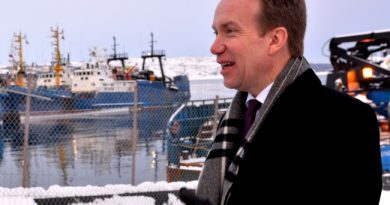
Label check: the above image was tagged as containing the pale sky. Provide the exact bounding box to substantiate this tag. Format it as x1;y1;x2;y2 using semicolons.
0;0;389;65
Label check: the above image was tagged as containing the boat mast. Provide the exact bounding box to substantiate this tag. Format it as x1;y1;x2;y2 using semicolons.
141;33;166;85
107;36;128;68
13;32;27;87
51;26;64;89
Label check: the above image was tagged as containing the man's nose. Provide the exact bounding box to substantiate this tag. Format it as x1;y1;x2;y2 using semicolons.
210;37;226;55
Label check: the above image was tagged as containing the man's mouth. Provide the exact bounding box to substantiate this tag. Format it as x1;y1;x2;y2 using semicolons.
221;61;235;69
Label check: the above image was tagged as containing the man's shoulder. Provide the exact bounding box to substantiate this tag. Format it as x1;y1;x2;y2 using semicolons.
285;69;374;115
318;84;371;109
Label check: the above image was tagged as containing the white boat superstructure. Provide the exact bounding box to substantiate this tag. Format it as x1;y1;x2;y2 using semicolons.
71;62;111;93
36;65;74;88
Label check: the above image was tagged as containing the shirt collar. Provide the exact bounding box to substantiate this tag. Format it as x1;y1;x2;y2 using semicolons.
246;82;273;107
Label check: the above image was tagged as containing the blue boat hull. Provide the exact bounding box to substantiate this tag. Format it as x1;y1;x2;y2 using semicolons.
382;145;390;172
0;75;190;113
73;80;190;110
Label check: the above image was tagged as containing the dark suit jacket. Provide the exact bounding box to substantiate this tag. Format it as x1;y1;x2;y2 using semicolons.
227;69;382;204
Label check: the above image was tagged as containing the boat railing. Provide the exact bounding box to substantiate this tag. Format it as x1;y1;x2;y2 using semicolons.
166;96;233;168
166;97;232;129
108;53;128;59
184;97;233;107
141;50;166;57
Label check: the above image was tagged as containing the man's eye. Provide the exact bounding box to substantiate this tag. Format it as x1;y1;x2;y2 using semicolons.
226;28;236;34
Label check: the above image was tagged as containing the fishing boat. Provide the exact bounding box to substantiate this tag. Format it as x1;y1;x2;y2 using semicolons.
0;29;73;132
71;34;190;110
166;96;231;182
0;31;190;127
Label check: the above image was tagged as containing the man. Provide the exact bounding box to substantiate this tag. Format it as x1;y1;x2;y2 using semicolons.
180;0;383;204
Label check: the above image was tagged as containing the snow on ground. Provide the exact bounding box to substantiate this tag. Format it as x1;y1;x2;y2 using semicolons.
0;197;35;205
0;181;388;205
0;181;196;205
0;181;197;199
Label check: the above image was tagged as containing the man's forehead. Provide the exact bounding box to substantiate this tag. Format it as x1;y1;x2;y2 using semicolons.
213;0;260;27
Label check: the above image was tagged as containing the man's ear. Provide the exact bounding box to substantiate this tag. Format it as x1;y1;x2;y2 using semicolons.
267;27;288;55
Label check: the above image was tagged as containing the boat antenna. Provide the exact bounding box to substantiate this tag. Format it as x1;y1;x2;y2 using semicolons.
150;33;156;56
141;32;166;86
51;26;64;90
112;36;118;59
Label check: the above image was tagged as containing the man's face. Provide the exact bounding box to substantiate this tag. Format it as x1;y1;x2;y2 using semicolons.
211;0;272;94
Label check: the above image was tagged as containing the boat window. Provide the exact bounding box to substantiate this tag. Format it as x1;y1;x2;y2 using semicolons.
98;72;100;75
85;77;89;80
74;84;77;87
92;83;95;86
81;77;84;80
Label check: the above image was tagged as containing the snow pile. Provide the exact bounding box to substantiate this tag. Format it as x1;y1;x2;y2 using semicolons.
2;181;196;199
0;197;35;205
72;195;155;205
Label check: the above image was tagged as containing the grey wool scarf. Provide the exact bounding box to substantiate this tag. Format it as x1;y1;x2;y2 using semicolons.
196;57;310;205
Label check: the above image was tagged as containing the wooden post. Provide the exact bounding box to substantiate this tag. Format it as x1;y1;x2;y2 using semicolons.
22;72;32;187
131;82;139;185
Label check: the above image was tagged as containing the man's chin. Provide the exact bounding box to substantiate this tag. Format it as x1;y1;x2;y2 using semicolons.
223;81;238;90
